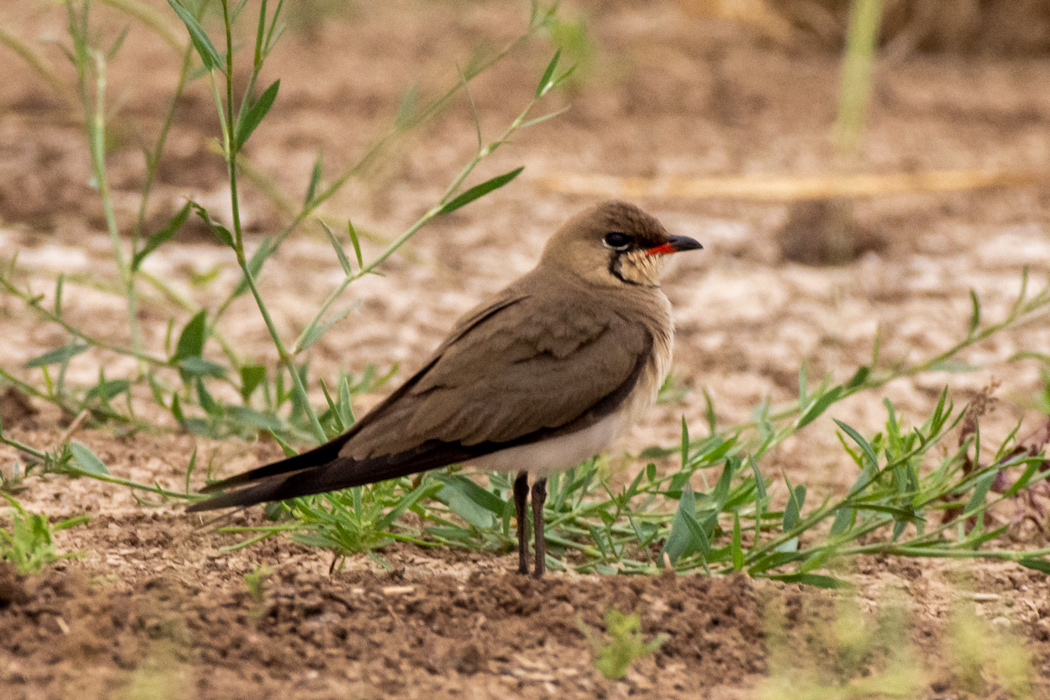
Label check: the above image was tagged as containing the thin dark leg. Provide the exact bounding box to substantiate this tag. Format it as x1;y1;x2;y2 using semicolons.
531;478;548;578
513;471;530;575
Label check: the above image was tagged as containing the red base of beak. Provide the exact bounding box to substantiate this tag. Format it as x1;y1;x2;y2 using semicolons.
646;235;703;256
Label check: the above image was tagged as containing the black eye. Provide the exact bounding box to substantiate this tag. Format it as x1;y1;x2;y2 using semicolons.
603;232;632;250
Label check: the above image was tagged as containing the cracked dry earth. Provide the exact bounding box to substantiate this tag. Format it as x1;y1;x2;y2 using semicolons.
4;0;1050;698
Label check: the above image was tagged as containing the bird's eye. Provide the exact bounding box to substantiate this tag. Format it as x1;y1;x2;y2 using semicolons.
603;232;632;251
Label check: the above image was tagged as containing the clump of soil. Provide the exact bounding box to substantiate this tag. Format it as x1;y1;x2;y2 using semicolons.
775;198;886;265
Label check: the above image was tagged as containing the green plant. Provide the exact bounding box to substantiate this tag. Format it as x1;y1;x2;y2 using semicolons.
578;608;667;680
0;0;566;446
949;601;1032;698
243;564;272;619
834;0;884;157
761;590;922;700
0;494;90;575
760;584;1036;700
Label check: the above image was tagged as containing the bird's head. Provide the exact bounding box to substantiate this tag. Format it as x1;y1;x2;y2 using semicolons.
541;200;703;288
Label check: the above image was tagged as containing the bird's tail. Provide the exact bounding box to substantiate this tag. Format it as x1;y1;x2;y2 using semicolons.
186;439;486;513
187;456;376;511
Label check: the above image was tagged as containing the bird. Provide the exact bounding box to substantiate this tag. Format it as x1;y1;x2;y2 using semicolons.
187;200;702;577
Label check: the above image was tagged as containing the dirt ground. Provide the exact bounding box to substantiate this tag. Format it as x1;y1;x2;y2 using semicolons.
3;1;1050;698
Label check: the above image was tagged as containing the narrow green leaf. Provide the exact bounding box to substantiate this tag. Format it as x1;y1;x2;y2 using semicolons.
338;374;355;428
133;202;191;271
185;447;197;496
731;513;744;570
178;356;227;378
236;79;279;148
795;386;843;429
173;310;208;361
518;106;570;131
240;364;266;401
748;456;767;501
167;0;224;73
679;416;690;469
321;220;353;276
196;378;220;417
660;484;697;565
747;551;805;576
25;343;88;369
928;360;980;373
438;166;523;215
1019;558;1050;574
835;419;879;470
69;441;110;476
298;306;351;353
346;219;363;270
232;237;277;298
85;379;131;402
107;25;130;61
170;392;185;423
439;474;505;515
225;406;283;432
623;467;646;501
828;507;853;537
844;365;870;389
783;480;805;531
394;83;418;128
702;388;717;435
375;480;440;531
844;503;924;522
710;459;734;510
54;274;64;317
964;472;996;516
535;49;560;98
554;65;577;88
304;153;322;206
968;288;981;335
318;378;344;433
766;573;852;590
189;203;234;248
436;479;495;530
679;507;711;560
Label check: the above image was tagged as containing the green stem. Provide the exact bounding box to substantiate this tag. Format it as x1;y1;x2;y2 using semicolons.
208;17;546;331
133;39;195;245
0;274;168;366
293;92;548;354
835;0;884;157
91;54;142;361
203;0;326;444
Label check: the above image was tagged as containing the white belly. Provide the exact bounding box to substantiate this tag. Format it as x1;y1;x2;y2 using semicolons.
465;410;629;477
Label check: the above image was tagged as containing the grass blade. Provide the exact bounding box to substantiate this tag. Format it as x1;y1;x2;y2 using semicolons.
167;0;224;73
133;202;191;271
236;79;279;148
438;166;523;215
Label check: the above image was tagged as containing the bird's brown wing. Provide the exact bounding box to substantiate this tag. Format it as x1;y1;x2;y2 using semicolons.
188;271;653;511
342;278;651;456
193;290;530;496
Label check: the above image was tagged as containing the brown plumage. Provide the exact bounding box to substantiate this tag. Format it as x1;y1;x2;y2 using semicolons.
187;200;702;576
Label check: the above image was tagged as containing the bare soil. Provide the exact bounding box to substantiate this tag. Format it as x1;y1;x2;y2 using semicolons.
3;1;1050;698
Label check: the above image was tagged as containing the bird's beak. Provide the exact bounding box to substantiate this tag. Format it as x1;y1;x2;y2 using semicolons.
646;235;703;256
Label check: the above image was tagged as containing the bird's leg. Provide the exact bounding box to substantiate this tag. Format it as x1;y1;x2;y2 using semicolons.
531;478;548;578
513;471;530;575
